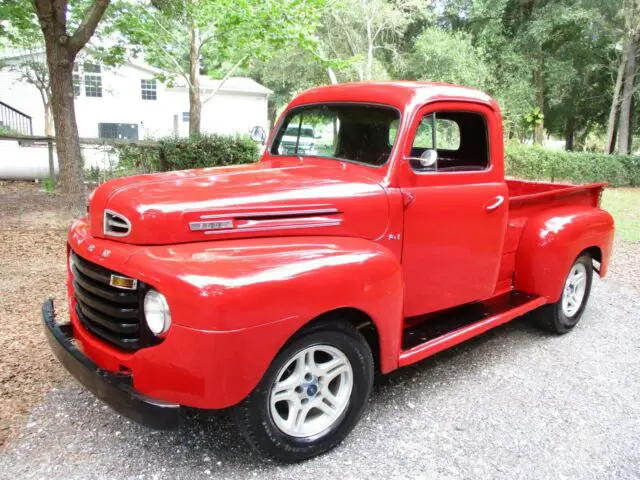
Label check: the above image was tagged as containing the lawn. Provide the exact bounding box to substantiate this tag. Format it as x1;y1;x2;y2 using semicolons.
601;188;640;243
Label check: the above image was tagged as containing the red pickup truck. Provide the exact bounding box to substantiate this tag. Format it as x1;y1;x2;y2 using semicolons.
43;82;614;461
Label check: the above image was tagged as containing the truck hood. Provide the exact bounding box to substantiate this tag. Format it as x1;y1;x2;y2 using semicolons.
88;160;389;245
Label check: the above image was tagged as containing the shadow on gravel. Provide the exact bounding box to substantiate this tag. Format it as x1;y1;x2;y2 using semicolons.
145;313;551;468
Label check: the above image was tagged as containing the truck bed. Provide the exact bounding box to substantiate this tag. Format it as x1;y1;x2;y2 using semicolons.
506;179;606;206
495;180;607;293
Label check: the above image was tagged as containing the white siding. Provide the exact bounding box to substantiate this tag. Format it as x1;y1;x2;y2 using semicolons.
0;60;270;139
0;69;45;135
201;91;269;137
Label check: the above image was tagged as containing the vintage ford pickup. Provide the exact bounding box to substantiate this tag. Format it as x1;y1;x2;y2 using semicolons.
43;82;614;461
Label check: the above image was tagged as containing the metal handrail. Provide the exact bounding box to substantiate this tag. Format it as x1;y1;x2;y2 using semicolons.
0;100;33;136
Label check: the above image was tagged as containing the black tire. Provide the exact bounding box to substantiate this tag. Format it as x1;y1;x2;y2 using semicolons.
533;254;593;334
233;320;374;462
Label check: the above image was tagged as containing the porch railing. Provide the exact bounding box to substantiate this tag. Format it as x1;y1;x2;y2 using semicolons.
0;100;33;136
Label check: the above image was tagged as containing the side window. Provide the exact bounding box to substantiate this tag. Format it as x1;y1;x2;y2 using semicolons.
410;111;488;172
413;115;434;149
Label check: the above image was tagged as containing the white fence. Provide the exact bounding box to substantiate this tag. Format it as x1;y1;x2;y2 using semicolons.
0;137;121;180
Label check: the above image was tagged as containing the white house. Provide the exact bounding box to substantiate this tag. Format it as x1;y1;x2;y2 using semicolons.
0;51;272;139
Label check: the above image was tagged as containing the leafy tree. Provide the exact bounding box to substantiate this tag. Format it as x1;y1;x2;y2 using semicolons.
317;0;429;82
614;0;640;154
250;49;327;126
110;0;324;136
1;0;111;215
395;27;489;88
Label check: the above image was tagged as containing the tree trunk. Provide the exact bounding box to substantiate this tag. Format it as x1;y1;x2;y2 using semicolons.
365;18;373;81
44;102;54;136
34;0;110;216
327;67;338;85
533;57;545;145
46;48;85;214
618;34;638;155
37;6;86;216
36;86;54;136
605;52;627;153
188;25;201;136
565;116;574;151
267;101;278;129
628;93;635;153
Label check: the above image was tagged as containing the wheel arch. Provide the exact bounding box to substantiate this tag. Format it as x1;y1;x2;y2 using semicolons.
514;207;614;302
292;307;383;373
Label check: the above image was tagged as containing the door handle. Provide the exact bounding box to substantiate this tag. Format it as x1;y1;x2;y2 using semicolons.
485;195;504;212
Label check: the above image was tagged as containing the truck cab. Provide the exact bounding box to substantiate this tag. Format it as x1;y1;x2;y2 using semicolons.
43;82;614;462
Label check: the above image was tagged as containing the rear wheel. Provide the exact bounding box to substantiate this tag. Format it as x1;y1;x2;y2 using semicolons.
533;254;593;334
233;321;374;462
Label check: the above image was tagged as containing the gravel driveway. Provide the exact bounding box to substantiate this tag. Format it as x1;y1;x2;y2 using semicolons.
1;272;638;480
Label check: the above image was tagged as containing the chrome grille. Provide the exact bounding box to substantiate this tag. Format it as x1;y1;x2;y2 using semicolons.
70;251;142;350
104;209;131;237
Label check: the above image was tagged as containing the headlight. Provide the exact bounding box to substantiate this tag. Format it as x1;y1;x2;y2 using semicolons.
143;290;171;336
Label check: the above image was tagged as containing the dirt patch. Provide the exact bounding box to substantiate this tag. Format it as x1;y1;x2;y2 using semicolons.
0;181;71;446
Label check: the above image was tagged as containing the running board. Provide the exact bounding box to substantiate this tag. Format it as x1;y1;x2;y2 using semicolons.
398;292;546;367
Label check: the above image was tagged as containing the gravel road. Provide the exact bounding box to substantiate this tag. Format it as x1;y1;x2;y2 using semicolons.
1;272;638;480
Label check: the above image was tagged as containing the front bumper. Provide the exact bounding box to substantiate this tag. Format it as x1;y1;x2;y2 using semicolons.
42;299;181;430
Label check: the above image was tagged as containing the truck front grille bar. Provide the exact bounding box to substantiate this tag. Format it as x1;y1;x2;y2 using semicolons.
70;252;142;351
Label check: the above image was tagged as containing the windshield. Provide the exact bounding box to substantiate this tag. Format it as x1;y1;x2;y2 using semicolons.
270;104;400;167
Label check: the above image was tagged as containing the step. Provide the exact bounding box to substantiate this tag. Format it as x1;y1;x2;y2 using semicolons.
398;291;546;367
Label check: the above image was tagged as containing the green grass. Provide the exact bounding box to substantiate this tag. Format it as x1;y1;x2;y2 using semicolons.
601;188;640;243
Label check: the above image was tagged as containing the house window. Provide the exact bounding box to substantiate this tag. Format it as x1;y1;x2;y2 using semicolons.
141;79;157;100
84;63;102;97
72;64;80;97
99;123;139;140
182;112;189;122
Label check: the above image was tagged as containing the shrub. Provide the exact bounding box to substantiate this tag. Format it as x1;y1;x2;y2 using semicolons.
113;134;260;175
41;177;56;194
505;143;640;187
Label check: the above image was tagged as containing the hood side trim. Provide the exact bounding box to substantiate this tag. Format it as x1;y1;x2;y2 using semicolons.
202;220;342;235
200;208;339;220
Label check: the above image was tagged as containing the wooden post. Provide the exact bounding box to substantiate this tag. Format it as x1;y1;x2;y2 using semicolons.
47;136;56;180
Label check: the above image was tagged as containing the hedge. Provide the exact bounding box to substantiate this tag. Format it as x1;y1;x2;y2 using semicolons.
113;134;260;175
505;143;640;187
109;136;640;187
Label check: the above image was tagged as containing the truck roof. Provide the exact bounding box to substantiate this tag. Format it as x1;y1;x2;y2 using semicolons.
290;81;500;112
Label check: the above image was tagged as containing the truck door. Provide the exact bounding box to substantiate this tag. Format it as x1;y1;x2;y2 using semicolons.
399;102;509;317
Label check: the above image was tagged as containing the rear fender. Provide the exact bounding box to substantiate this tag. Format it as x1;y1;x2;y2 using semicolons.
514;206;614;302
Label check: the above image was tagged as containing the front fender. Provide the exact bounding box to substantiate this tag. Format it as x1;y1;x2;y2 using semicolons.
514;206;614;302
125;236;403;406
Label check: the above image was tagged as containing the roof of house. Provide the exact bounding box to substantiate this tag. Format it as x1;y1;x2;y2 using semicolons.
169;76;273;95
1;50;272;96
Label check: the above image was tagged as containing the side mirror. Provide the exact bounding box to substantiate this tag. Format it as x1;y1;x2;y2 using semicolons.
250;126;266;144
406;149;437;168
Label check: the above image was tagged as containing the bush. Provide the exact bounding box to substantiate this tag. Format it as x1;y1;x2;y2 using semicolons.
505;143;640;187
113;134;260;175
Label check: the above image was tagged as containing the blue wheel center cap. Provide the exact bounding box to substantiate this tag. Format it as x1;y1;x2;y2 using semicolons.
307;384;318;396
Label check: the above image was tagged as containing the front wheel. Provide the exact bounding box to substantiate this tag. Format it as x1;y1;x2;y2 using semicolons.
533;254;594;334
233;321;374;462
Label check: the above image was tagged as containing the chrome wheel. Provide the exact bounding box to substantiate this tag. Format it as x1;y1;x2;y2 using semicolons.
269;345;353;438
562;263;587;317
